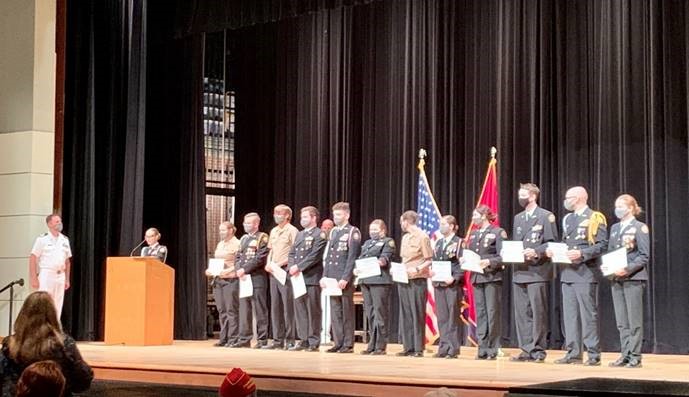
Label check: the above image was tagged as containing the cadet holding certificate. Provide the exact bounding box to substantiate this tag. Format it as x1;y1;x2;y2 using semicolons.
356;220;395;355
607;194;650;369
430;215;463;359
509;183;558;363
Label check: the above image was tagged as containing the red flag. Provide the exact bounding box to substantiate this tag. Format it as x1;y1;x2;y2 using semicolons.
461;149;499;346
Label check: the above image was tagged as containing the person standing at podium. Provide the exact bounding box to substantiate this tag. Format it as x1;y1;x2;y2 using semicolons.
29;214;72;318
141;228;168;263
206;222;241;347
233;213;270;348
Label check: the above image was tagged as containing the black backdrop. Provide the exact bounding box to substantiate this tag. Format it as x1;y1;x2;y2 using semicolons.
62;0;689;354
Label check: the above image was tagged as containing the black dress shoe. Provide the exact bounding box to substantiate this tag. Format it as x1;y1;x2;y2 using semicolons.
213;341;226;347
395;351;410;357
510;354;532;362
371;350;386;355
533;356;545;363
253;341;268;349
475;355;487;360
411;352;424;358
326;346;341;353
284;342;295;351
487;355;497;360
288;342;306;351
229;341;251;348
262;341;283;350
554;356;582;364
432;352;447;358
360;349;373;355
625;359;642;368
306;346;320;352
609;356;628;367
584;358;601;366
338;347;354;353
445;353;458;359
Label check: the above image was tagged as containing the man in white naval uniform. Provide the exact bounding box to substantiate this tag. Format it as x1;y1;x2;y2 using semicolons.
29;214;72;316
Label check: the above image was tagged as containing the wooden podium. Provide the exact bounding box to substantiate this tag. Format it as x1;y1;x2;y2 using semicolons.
104;256;175;345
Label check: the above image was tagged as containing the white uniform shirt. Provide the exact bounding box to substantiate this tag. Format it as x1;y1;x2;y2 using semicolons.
31;233;72;271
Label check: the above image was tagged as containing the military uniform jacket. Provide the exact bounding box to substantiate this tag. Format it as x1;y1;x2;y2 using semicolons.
235;232;270;288
323;224;362;283
511;206;558;283
142;243;168;264
560;207;608;283
467;224;506;284
432;235;463;288
608;219;650;281
288;227;327;286
357;237;395;285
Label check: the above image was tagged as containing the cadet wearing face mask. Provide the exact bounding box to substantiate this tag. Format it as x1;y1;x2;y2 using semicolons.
510;183;558;363
264;204;299;350
288;206;327;352
356;219;395;355
29;214;72;317
430;215;464;359
463;205;506;360
547;186;608;366
321;202;361;354
233;213;270;348
205;222;241;347
607;194;649;369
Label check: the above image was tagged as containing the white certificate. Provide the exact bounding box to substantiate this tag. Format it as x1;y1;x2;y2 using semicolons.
600;247;628;276
548;242;572;264
460;250;484;274
239;275;253;298
390;262;408;284
291;272;307;299
431;261;452;282
355;257;382;279
207;258;224;277
321;277;342;296
500;241;525;263
269;262;287;286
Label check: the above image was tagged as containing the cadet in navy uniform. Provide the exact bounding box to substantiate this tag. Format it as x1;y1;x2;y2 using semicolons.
321;202;362;353
356;219;395;355
607;194;649;368
233;213;270;348
510;183;558;363
288;206;327;351
141;228;168;263
464;205;506;360
430;215;464;359
548;186;608;366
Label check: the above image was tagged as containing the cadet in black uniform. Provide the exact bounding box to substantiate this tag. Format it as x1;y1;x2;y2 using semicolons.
548;186;608;366
233;213;270;348
288;206;327;352
464;205;506;360
321;202;362;353
607;194;649;368
510;183;558;363
431;215;464;359
141;227;168;263
356;219;395;355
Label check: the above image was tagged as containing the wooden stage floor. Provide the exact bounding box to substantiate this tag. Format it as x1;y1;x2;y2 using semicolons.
79;340;689;396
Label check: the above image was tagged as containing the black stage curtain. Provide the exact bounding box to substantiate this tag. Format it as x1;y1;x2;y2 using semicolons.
222;0;689;353
62;0;207;340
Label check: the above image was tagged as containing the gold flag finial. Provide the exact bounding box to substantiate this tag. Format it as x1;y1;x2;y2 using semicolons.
490;146;497;159
417;148;427;170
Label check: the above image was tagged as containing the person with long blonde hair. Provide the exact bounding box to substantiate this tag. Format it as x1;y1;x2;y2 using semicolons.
1;291;92;396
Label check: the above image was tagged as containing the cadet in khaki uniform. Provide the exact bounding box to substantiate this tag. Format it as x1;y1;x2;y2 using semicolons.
264;204;299;350
431;215;464;359
510;183;558;363
548;186;608;366
465;205;506;360
321;202;361;353
206;222;241;347
397;210;433;358
233;213;270;348
356;219;395;355
288;206;327;351
607;194;649;368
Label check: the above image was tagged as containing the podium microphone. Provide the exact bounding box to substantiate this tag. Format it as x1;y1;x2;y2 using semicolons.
129;240;146;257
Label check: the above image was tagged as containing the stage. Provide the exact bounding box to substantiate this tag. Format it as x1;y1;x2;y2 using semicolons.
78;341;689;396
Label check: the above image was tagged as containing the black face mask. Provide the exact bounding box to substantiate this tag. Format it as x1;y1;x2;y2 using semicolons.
518;197;529;208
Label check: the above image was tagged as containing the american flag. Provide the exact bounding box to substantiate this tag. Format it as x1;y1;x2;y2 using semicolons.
417;165;441;345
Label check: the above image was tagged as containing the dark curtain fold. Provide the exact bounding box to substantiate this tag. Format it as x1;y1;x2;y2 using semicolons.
63;0;207;340
229;0;689;353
